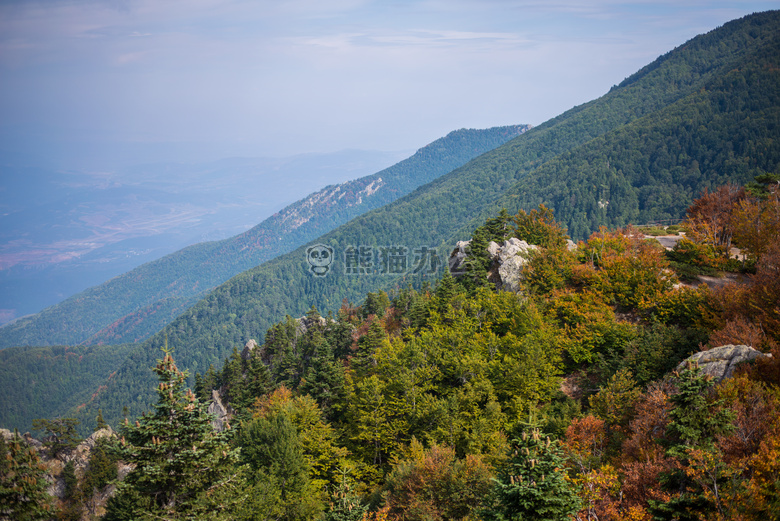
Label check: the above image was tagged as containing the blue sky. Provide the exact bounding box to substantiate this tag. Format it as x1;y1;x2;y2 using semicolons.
1;0;778;168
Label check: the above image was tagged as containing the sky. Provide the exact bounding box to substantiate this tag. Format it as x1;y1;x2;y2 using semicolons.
1;0;778;169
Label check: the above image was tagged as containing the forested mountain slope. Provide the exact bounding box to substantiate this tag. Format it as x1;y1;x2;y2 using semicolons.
68;11;780;430
0;125;527;349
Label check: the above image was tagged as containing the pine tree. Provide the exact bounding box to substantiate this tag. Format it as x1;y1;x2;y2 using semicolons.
323;469;366;521
106;348;244;520
649;363;736;521
96;409;108;430
31;418;81;458
480;428;580;521
0;431;55;520
236;412;322;520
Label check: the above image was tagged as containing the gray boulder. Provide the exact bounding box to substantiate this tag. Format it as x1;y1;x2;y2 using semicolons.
241;339;259;361
495;238;538;293
449;240;472;275
675;344;771;383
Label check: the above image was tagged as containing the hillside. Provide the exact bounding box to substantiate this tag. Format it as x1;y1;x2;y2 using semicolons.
70;11;780;430
0;125;527;349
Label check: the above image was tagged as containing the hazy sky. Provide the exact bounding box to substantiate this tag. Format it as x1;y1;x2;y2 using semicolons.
1;0;777;168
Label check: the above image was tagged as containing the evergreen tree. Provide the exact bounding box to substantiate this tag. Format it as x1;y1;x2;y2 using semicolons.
31;418;80;458
194;364;219;402
322;469;366;521
96;409;108;430
0;431;55;520
649;363;736;521
236;412;322;520
106;349;244;520
480;428;580;521
300;340;346;420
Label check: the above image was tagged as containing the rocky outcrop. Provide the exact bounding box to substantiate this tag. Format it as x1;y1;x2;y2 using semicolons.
296;315;328;336
449;238;538;292
492;238;538;293
207;389;234;432
448;240;472;275
241;339;259;361
675;344;772;383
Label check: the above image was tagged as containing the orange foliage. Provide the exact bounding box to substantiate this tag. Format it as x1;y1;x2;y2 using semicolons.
717;376;780;465
744;432;780;520
732;192;780;261
565;415;607;472
382;443;493;521
706;242;780;351
579;227;676;311
685;184;745;253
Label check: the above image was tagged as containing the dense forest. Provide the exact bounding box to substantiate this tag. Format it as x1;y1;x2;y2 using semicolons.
49;10;780;432
0;344;136;432
0;125;528;350
4;174;779;520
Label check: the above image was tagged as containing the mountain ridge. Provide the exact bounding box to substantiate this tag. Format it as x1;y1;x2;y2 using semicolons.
0;125;529;349
67;10;780;430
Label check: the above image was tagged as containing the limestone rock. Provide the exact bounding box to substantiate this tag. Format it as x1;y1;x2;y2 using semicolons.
449;240;471;275
208;389;234;432
448;237;538;292
296;315;327;337
675;344;771;383
241;339;258;361
495;238;538;293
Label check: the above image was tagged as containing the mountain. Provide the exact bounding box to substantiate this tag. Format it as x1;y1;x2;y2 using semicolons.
60;11;779;431
0;150;408;324
0;126;528;349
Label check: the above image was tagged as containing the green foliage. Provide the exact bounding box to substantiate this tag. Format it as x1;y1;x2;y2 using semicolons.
82;437;118;495
236;412;323;521
666;364;735;453
323;468;366;521
106;349;244;520
512;204;569;249
480;428;580;521
0;343;135;436
0;431;55;520
30;417;81;458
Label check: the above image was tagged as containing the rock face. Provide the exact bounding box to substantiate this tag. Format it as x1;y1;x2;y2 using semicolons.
241;339;259;361
676;344;771;383
207;389;234;432
492;238;538;293
448;240;472;275
449;238;538;292
296;314;328;336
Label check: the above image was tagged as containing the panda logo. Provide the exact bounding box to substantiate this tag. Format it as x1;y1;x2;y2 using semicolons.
306;244;333;277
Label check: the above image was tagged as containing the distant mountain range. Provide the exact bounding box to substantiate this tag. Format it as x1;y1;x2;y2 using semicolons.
0;150;410;323
1;10;778;435
0;126;528;349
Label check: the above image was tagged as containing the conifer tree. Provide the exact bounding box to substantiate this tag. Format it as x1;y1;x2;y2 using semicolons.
0;431;55;520
96;409;108;430
480;428;580;521
106;348;244;520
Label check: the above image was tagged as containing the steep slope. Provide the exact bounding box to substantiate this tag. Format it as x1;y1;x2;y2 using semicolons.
73;11;780;430
0;125;528;349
